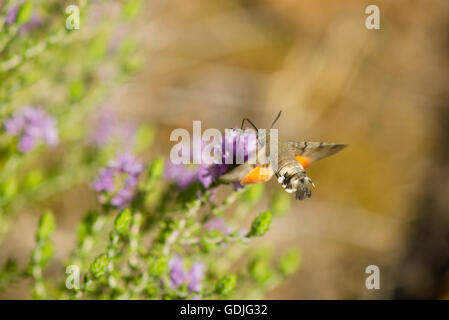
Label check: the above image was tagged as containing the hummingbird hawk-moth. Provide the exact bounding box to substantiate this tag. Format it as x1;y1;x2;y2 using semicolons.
219;111;347;200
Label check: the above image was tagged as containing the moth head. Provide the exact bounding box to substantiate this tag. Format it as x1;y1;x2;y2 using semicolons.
278;172;313;200
294;174;313;200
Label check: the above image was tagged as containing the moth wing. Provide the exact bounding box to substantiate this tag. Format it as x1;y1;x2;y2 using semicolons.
220;164;274;185
241;165;274;185
220;138;273;184
286;141;347;168
219;163;256;183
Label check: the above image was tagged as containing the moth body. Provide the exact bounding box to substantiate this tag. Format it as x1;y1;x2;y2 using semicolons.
219;114;347;200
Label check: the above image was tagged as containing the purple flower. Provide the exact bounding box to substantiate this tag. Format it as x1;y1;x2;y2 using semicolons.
19;13;41;34
239;228;248;236
88;106;135;147
163;161;227;190
169;256;206;292
197;163;227;189
92;153;143;208
169;255;188;288
89;107;116;146
4;3;41;32
164;129;257;190
4;106;58;153
197;128;257;188
204;218;231;235
5;5;19;24
204;218;248;242
163;162;198;190
188;263;205;292
222;128;257;164
108;26;128;53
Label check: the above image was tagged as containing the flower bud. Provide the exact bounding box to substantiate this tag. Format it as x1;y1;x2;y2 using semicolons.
249;258;272;284
90;254;108;278
248;211;272;237
214;274;237;296
114;208;132;236
279;249;301;276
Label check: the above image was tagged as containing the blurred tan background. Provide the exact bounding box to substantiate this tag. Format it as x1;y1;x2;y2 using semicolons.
3;0;449;299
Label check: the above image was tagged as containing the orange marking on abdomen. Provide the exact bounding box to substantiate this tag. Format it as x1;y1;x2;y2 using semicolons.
242;166;273;185
295;155;312;168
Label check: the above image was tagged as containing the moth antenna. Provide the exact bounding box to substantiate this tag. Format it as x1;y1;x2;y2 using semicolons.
270;110;282;128
240;118;258;132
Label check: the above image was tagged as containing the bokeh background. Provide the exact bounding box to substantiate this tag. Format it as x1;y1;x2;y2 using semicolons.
2;0;449;299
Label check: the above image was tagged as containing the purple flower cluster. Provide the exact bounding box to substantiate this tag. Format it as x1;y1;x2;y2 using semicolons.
204;217;248;241
5;5;19;24
92;153;144;208
204;217;231;235
220;128;258;165
164;129;257;190
169;256;205;292
19;14;41;34
4;106;58;153
169;256;187;287
163;162;198;190
5;3;41;33
197;163;228;189
188;263;206;292
88;106;135;148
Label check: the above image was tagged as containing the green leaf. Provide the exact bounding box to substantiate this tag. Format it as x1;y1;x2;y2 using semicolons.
39;241;54;267
123;0;143;20
248;211;272;237
17;1;33;24
114;208;132;236
23;170;44;190
90;254;108;278
122;55;142;74
2;259;19;274
148;255;168;277
37;211;55;241
133;124;155;153
77;211;99;244
200;230;222;253
279;249;301;276
145;282;159;296
249;258;272;284
215;274;237;296
0;259;20;285
68;80;84;101
148;157;164;181
88;36;108;61
1;176;18;200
